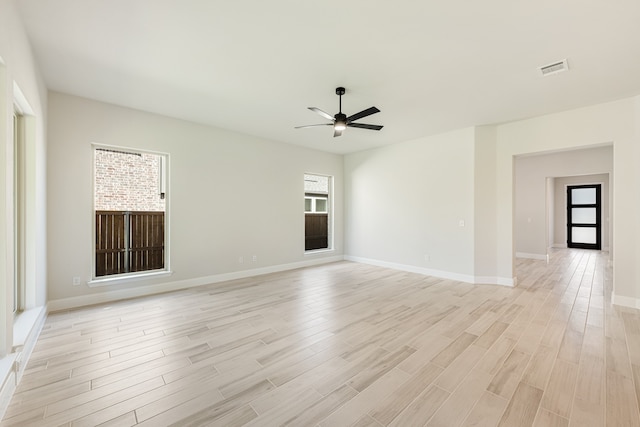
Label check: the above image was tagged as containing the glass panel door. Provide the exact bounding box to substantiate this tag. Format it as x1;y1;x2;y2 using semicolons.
567;184;601;250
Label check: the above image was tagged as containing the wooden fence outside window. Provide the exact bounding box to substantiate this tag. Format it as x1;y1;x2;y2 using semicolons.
305;213;328;251
95;211;165;277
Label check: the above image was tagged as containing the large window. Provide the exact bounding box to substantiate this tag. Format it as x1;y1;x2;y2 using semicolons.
304;173;332;251
93;146;168;278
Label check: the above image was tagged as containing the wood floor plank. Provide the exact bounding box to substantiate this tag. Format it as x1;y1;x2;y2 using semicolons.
427;370;493;427
388;385;450;427
475;336;517;376
570;398;604;427
172;380;274;427
521;344;557;390
540;359;578;418
460;391;508;427
318;368;410;427
497;382;544;427
606;370;640;427
487;349;531;399
533;408;569;427
435;344;486;392
397;332;452;374
369;362;443;425
431;332;478;368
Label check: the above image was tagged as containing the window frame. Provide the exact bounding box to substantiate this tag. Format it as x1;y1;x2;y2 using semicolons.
304;194;329;214
90;144;171;285
303;173;333;253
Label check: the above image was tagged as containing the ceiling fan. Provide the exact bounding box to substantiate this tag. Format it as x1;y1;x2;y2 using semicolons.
295;87;383;137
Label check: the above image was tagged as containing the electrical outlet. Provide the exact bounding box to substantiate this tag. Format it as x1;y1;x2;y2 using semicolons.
238;256;244;264
72;277;81;286
424;254;430;262
252;255;257;262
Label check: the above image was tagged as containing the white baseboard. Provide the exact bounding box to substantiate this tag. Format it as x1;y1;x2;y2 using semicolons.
516;252;547;260
344;256;515;287
475;276;517;287
611;292;640;309
48;256;344;312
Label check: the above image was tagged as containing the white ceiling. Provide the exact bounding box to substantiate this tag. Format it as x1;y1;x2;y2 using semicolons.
16;0;640;154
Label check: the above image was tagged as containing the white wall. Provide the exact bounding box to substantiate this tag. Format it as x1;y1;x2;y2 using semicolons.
497;98;639;305
47;92;343;307
0;0;48;417
344;97;640;304
473;126;498;280
553;174;610;250
344;127;478;282
514;146;612;258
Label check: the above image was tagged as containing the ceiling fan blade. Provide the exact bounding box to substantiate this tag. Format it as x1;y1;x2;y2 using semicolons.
309;107;335;121
295;123;332;129
347;123;383;131
347;106;380;123
333;129;343;138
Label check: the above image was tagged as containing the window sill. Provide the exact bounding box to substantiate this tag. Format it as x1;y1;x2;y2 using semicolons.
13;307;45;349
88;270;173;287
304;248;335;256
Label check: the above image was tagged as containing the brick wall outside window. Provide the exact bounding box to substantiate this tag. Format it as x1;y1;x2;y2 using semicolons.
94;149;165;211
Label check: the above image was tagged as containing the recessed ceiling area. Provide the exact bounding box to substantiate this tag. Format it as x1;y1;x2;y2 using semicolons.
16;0;640;154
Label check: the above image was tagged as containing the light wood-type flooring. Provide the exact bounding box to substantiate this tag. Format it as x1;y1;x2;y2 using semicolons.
3;248;640;426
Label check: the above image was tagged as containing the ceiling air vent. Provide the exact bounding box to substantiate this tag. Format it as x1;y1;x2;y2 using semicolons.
539;59;569;76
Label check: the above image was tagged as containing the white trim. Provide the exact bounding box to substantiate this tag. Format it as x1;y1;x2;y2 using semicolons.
611;293;640;309
552;243;568;249
48;256;344;312
476;276;516;287
1;306;46;420
304;248;335;256
344;256;515;287
12;306;46;348
88;270;173;287
12;82;34;115
13;307;46;385
516;252;548;260
0;355;17;422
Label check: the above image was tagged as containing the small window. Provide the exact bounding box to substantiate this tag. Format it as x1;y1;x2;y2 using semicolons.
304;174;332;251
304;195;328;213
315;198;327;213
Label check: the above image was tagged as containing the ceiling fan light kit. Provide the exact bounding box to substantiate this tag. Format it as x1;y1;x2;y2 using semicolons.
295;87;383;138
